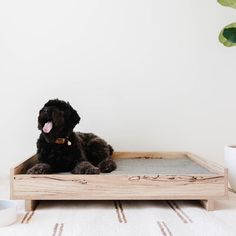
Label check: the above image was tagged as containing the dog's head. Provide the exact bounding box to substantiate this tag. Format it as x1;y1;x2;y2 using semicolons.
38;99;80;142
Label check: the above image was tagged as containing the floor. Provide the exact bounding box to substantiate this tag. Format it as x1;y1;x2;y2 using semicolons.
1;175;236;236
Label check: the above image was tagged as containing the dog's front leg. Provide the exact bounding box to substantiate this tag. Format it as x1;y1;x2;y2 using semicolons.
71;161;100;175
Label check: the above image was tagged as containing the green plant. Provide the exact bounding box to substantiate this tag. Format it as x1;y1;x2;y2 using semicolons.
218;0;236;46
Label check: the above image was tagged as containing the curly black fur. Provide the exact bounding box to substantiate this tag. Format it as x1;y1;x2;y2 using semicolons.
27;99;117;175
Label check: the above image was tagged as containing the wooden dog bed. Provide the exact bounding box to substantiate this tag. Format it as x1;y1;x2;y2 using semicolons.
10;152;228;211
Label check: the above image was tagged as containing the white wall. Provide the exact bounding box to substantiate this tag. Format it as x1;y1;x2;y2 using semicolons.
1;0;236;175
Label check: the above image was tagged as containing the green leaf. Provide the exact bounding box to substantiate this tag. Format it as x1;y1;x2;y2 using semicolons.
223;28;236;42
219;23;236;47
218;0;236;8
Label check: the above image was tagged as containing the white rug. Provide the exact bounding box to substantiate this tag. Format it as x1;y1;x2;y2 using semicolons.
1;176;236;236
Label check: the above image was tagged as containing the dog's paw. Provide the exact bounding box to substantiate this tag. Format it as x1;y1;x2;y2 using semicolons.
26;163;51;174
72;166;100;175
98;159;117;173
85;167;100;175
72;162;100;175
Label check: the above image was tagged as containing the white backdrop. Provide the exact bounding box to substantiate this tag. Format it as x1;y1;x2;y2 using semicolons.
1;0;236;175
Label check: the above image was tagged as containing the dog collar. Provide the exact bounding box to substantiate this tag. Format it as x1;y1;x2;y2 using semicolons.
55;138;72;146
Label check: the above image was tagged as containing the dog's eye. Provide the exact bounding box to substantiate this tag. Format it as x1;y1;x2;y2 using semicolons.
42;108;49;113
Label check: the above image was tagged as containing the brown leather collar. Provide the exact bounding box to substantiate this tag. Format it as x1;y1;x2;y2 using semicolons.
55;138;72;146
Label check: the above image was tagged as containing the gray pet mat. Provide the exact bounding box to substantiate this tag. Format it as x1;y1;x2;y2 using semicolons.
101;157;214;175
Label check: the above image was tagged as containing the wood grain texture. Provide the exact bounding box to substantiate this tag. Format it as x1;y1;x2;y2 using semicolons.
12;155;38;175
224;168;229;197
25;200;39;211
112;152;187;159
200;200;214;211
12;174;226;200
10;151;228;212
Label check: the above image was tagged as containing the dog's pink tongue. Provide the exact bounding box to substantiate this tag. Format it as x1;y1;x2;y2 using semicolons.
43;121;53;133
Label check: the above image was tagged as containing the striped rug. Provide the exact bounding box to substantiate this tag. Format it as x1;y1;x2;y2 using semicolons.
0;178;236;236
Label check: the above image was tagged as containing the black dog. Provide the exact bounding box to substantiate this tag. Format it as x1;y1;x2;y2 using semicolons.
27;99;117;174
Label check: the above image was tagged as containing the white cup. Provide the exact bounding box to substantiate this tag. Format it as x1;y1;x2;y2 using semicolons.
224;145;236;192
0;200;17;227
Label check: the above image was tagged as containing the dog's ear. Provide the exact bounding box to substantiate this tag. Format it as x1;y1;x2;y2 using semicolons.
66;103;80;129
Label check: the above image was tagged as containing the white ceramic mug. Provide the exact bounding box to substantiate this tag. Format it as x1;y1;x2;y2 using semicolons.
224;145;236;192
0;200;17;227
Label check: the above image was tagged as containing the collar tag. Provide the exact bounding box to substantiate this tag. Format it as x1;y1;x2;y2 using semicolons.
55;138;71;146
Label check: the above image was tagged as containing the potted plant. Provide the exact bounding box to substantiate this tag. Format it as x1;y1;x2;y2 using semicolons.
218;0;236;46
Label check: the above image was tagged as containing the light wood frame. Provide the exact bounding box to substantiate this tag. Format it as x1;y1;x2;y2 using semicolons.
10;152;228;211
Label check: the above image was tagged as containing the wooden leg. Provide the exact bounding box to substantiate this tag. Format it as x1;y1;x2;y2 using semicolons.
25;200;39;211
200;200;214;211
